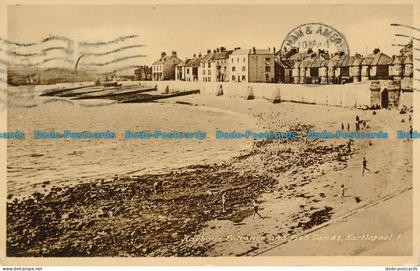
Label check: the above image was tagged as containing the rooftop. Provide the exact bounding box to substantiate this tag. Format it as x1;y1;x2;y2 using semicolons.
231;48;273;56
152;55;182;65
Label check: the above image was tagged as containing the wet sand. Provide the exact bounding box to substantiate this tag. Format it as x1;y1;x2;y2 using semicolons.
6;95;413;257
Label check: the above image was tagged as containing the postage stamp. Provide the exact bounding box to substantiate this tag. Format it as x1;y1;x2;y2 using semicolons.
280;22;350;55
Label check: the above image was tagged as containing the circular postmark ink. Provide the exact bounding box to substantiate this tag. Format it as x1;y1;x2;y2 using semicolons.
280;23;349;55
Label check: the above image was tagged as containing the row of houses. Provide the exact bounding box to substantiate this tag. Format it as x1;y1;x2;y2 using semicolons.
285;45;413;84
141;41;413;84
146;47;276;83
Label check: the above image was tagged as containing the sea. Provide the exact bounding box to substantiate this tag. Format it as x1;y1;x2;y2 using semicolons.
5;83;256;195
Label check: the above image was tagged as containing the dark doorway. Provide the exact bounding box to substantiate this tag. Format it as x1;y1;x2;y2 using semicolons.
381;89;389;109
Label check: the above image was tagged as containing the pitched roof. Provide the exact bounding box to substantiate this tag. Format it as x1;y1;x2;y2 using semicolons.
177;59;191;67
327;55;340;68
361;54;375;65
320;59;329;67
402;54;413;65
371;52;392;65
287;52;307;62
310;58;324;68
231;48;272;55
301;58;314;68
152;55;182;65
213;50;233;60
201;53;215;63
339;55;354;67
185;57;202;67
391;55;406;65
351;57;363;66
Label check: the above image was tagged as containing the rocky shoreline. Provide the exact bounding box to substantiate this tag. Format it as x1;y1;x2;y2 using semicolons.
7;114;355;257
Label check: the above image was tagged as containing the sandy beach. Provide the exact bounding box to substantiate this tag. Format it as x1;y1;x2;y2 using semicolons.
6;93;413;257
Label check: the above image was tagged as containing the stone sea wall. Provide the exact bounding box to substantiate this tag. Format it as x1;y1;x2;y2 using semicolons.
137;80;412;108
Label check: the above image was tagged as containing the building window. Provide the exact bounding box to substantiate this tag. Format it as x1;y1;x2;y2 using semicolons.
242;75;246;81
242;66;246;71
232;75;236;81
231;58;234;63
266;74;270;81
265;58;271;65
187;69;190;74
208;70;211;75
232;67;236;72
237;58;239;62
265;66;271;72
208;63;211;68
243;58;245;62
208;77;211;82
203;70;206;75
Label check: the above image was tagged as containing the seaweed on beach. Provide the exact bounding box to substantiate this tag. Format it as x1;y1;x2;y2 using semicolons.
7;117;356;257
7;166;277;257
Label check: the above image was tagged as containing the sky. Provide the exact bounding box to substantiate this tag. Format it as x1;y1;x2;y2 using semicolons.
6;4;414;74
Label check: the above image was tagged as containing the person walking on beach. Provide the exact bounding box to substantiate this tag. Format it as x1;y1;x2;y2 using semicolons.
341;123;344;130
221;192;227;213
347;140;352;153
362;157;370;175
355;115;360;131
252;199;262;219
341;184;347;203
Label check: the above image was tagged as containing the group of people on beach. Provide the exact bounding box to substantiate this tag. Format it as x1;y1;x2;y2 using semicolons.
340;115;368;133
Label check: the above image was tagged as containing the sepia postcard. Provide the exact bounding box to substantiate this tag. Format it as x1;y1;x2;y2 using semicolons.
0;0;419;267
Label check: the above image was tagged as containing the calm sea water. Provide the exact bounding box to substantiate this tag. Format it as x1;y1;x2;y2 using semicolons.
7;84;256;195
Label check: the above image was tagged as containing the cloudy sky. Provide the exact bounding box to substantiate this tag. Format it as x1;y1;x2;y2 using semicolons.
6;4;414;74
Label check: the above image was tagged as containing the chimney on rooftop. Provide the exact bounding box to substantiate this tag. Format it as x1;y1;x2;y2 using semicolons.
171;51;177;57
273;47;276;54
198;52;202;57
220;47;226;52
207;49;211;54
161;52;166;58
213;49;217;53
193;53;196;57
252;47;256;54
